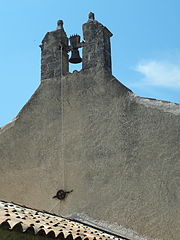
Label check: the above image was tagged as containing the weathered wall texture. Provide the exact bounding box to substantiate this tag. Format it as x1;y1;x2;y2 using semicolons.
0;68;180;240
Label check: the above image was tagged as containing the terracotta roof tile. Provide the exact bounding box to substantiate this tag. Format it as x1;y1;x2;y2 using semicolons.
0;200;125;240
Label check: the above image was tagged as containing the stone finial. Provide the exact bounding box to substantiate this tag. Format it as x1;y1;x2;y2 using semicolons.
83;14;113;73
88;12;95;21
40;20;69;81
57;20;64;30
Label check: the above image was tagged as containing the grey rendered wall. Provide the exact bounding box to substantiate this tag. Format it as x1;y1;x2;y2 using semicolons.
0;68;179;240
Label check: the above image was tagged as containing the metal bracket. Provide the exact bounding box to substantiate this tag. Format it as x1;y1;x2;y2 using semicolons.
53;189;73;200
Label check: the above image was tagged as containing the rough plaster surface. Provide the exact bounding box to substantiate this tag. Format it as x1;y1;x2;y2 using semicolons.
70;213;155;240
0;68;180;240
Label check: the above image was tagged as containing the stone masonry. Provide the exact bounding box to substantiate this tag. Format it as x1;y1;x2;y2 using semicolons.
40;20;69;81
82;13;113;73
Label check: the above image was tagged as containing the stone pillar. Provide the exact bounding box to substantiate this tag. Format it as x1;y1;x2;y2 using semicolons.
40;20;69;81
82;13;113;73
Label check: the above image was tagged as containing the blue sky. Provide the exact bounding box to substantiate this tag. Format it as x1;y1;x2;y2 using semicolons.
0;0;180;126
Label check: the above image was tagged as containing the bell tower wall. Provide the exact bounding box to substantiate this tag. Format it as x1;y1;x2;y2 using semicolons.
40;20;69;81
82;13;113;73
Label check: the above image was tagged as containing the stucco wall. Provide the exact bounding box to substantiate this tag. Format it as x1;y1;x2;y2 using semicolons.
0;68;179;240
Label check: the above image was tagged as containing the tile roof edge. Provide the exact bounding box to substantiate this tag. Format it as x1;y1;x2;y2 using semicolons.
69;214;155;240
70;218;130;240
0;200;124;240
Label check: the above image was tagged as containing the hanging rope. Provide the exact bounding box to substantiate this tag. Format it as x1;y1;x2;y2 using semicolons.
49;201;59;213
60;43;65;190
48;44;65;213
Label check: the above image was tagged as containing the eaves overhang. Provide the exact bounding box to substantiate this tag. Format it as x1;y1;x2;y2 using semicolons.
0;200;127;240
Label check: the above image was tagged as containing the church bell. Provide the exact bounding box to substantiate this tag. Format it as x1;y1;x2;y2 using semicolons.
69;35;82;64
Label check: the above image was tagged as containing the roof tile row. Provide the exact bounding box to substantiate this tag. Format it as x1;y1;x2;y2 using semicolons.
0;200;123;240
